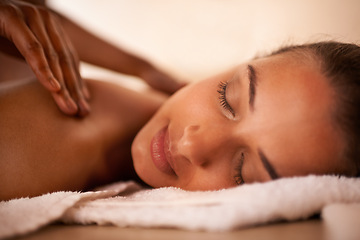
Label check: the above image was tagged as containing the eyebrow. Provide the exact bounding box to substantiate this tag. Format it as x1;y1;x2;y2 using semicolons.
258;149;279;180
248;64;257;111
246;65;278;180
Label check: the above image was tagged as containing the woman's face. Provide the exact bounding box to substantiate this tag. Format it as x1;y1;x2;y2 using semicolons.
132;52;345;190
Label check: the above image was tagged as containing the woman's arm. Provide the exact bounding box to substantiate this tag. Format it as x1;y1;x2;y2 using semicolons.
53;11;184;94
27;0;185;94
22;0;155;77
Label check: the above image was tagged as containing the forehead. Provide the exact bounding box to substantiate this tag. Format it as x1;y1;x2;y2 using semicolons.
253;53;333;119
249;53;343;176
251;53;332;113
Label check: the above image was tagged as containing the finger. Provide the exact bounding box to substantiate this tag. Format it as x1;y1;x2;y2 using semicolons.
24;7;79;115
62;64;90;117
62;28;91;100
51;90;78;115
9;17;61;92
25;8;63;85
46;14;90;116
59;25;91;115
57;32;91;117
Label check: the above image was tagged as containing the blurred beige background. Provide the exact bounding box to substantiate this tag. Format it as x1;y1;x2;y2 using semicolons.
48;0;360;84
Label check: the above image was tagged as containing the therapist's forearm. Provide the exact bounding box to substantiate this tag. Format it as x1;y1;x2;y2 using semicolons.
22;0;154;77
55;11;155;78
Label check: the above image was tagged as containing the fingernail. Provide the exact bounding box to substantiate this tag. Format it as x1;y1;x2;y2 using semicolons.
78;99;91;116
66;98;78;113
50;78;61;91
83;87;91;100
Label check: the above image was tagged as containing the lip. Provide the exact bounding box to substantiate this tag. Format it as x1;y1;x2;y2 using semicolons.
150;126;176;175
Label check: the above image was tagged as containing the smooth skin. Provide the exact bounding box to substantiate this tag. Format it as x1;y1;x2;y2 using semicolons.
0;48;349;200
132;52;347;191
0;0;183;201
0;54;166;201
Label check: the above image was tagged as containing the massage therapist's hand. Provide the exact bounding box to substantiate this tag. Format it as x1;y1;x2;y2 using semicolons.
0;0;90;116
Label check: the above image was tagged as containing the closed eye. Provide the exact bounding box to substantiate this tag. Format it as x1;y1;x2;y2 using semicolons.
234;152;245;185
217;81;235;117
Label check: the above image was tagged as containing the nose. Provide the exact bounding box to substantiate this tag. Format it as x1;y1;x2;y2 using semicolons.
176;124;230;166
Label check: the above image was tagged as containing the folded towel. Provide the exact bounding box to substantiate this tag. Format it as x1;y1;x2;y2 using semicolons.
1;175;360;239
0;184;127;239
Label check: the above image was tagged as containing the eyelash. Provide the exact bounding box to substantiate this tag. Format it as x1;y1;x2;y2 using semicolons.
234;153;245;185
217;81;244;185
217;81;235;117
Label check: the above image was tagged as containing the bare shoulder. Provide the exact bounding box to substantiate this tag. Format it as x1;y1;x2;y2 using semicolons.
0;79;101;200
0;78;165;200
0;78;165;136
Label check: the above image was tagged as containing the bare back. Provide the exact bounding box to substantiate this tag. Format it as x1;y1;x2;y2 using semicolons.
0;74;165;200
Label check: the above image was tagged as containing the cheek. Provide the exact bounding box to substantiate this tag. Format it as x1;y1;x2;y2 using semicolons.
151;83;210;128
180;158;236;191
133;77;229;189
182;170;235;191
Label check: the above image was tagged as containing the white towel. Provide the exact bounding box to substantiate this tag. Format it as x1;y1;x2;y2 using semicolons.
1;175;360;239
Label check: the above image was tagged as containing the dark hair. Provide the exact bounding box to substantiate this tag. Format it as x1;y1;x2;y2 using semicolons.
272;41;360;177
